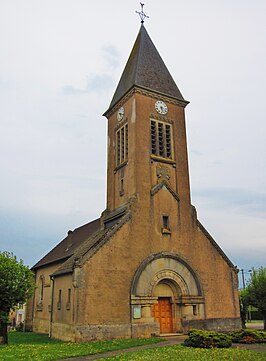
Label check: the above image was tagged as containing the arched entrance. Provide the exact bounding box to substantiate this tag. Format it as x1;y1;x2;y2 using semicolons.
152;297;173;333
131;253;205;336
152;281;175;333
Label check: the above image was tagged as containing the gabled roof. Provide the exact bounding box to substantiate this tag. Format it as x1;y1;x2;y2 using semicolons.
32;218;101;269
52;210;132;277
107;25;185;111
197;220;237;271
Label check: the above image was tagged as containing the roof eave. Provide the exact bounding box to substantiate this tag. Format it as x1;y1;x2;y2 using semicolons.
103;84;190;118
31;256;70;271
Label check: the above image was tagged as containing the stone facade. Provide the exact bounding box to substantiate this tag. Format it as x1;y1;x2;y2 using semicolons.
25;25;241;341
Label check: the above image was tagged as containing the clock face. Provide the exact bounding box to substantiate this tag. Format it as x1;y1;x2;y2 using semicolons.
117;107;125;121
155;100;168;115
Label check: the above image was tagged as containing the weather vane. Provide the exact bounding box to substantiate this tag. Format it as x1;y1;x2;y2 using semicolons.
136;2;149;24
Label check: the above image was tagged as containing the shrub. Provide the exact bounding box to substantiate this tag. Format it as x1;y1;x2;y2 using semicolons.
183;329;232;348
228;329;266;343
15;322;24;332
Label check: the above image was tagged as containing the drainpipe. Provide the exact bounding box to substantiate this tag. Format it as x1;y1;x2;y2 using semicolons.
130;297;133;339
49;276;55;338
31;272;37;331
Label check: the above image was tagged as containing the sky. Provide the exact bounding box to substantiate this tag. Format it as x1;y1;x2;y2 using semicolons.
0;0;265;286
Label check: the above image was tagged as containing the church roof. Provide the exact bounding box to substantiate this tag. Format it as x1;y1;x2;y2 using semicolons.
52;209;131;277
32;218;101;269
107;25;185;111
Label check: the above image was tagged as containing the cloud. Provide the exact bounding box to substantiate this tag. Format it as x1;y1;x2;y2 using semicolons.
86;74;114;92
0;205;101;268
62;74;114;95
193;187;266;217
62;85;84;95
190;149;203;156
102;45;120;69
0;75;13;90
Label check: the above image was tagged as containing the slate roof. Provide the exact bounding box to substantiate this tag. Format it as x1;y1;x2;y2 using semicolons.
32;218;101;269
107;25;185;112
52;210;131;277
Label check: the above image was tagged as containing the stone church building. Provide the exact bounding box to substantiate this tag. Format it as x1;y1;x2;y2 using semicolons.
25;25;241;341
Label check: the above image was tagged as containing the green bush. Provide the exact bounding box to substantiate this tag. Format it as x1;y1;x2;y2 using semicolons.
183;329;232;348
228;329;266;344
15;322;24;332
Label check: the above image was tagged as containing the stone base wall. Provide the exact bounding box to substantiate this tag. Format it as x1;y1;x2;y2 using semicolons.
32;318;50;334
75;323;132;342
29;317;241;342
182;317;241;333
132;322;160;338
51;322;76;342
50;322;160;342
24;320;33;332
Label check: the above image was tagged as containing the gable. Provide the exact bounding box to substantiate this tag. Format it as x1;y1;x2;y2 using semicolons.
197;220;237;271
150;180;180;202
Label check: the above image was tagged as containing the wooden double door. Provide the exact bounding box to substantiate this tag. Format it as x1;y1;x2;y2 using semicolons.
152;297;173;333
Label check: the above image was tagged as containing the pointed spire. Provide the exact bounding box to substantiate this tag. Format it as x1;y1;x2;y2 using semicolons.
107;25;185;112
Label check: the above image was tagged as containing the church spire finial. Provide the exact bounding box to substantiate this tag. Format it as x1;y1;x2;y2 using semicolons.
135;2;149;24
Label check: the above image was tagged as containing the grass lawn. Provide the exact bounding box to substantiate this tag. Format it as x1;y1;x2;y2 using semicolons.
97;344;266;361
1;332;265;361
0;332;162;361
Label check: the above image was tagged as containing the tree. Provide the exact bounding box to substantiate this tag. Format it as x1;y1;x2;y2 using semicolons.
247;267;266;330
0;251;34;344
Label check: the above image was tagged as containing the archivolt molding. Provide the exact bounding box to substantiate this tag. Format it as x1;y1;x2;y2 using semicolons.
131;252;203;297
148;269;189;296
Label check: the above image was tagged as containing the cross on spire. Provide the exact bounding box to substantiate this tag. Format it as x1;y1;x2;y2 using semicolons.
136;2;149;24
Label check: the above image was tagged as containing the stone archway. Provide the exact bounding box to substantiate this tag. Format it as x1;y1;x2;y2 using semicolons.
131;252;205;336
151;279;177;333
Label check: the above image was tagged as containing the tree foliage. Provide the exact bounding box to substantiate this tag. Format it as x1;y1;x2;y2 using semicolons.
0;251;34;344
246;267;266;330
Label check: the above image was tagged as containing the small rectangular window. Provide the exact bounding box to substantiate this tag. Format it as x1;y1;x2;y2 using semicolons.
39;276;44;303
67;289;71;303
120;178;124;196
163;216;170;230
66;288;71;310
57;289;62;310
162;215;171;235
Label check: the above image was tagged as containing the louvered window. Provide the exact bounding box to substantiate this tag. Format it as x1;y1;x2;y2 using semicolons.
150;120;173;159
116;123;128;166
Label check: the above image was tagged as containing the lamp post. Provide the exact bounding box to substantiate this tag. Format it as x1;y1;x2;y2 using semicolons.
240;268;246;289
240;269;246;289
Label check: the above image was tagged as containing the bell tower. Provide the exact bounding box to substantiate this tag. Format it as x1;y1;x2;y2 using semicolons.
104;25;191;220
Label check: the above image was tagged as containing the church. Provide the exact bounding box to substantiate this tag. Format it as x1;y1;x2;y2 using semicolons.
25;23;241;341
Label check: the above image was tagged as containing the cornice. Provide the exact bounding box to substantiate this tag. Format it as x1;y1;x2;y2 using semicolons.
103;85;189;119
